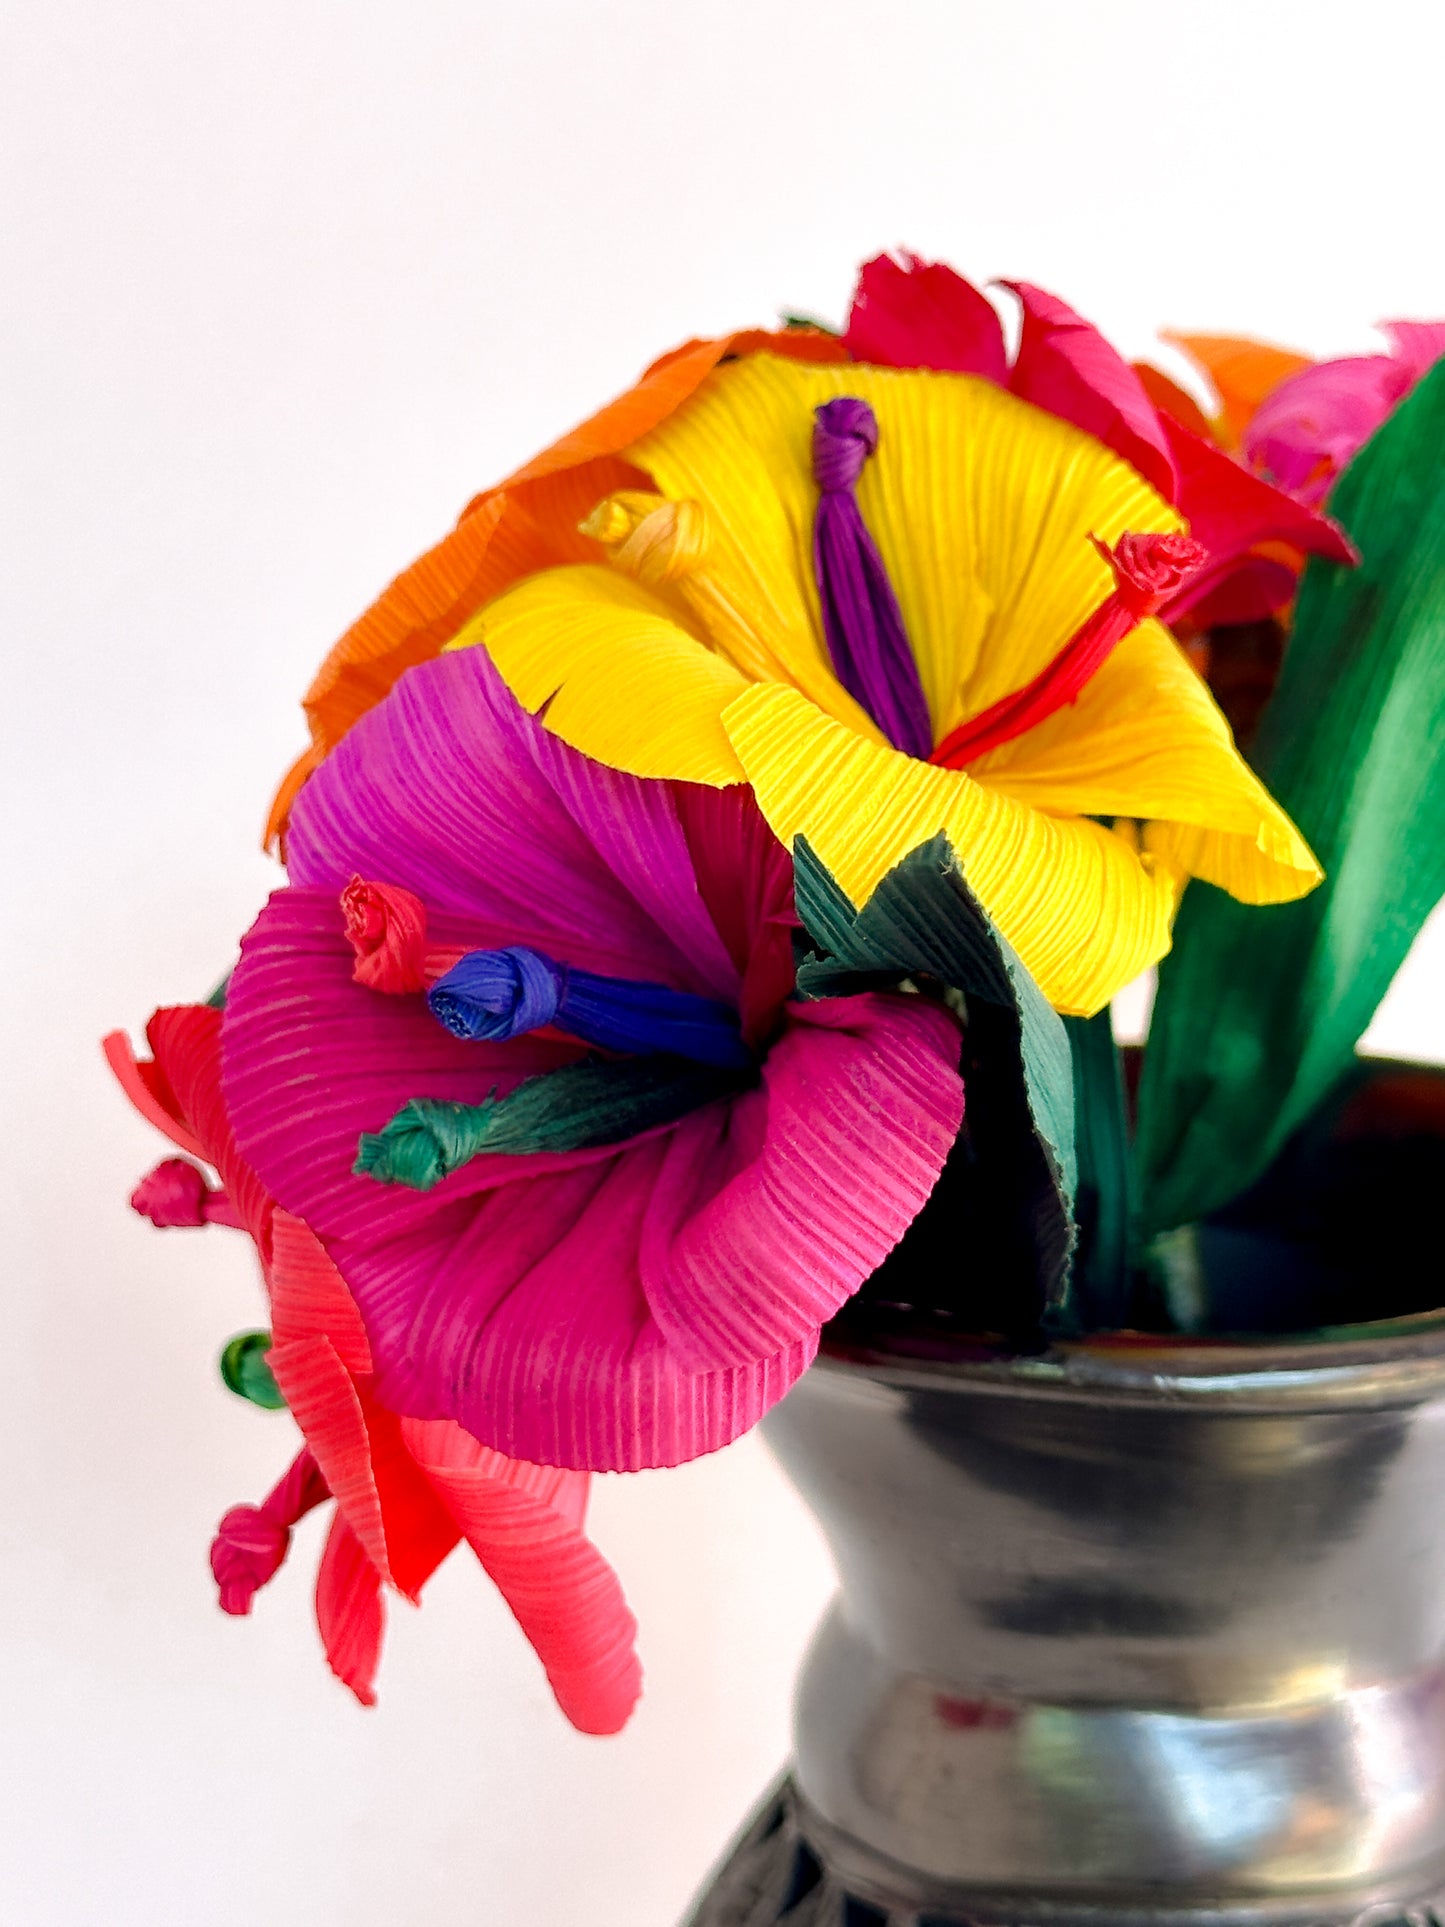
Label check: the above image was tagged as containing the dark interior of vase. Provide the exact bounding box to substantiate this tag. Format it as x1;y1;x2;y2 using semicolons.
825;1055;1445;1355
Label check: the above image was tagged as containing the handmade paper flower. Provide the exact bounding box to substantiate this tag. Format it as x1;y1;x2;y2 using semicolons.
105;1006;643;1730
222;645;965;1472
1171;322;1445;509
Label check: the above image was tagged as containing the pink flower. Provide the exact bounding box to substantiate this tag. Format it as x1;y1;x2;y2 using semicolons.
107;1005;643;1730
219;645;965;1473
1243;322;1445;508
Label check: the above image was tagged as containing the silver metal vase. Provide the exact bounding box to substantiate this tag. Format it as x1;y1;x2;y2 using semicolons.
685;1326;1445;1927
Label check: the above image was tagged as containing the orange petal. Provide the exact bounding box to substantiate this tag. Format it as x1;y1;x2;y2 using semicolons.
1132;362;1218;443
1163;333;1313;452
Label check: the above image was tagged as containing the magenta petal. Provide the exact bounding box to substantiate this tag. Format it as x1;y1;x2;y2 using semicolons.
844;251;1009;382
638;997;963;1371
287;645;737;999
1243;357;1414;506
1381;321;1445;383
1001;281;1178;504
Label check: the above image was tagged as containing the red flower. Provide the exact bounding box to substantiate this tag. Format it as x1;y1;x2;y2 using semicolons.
104;1008;642;1731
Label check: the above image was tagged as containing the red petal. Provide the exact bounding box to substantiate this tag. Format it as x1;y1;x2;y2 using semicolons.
314;1513;385;1707
1158;415;1357;623
844;252;1008;381
401;1417;643;1735
1001;281;1178;502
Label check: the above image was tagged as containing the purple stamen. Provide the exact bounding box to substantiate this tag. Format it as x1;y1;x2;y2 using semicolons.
812;397;934;759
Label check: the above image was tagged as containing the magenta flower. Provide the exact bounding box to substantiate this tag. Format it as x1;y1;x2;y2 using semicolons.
221;646;964;1471
1245;321;1445;507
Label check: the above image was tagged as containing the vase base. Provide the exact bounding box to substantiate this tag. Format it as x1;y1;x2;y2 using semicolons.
682;1777;1445;1927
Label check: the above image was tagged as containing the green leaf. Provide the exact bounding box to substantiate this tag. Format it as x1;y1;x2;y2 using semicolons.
219;1331;286;1409
793;833;1077;1320
355;1056;752;1190
1137;359;1445;1237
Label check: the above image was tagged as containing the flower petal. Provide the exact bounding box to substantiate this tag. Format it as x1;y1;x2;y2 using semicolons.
400;1417;643;1736
638;996;962;1370
287;643;738;997
1163;333;1313;450
314;1513;386;1707
972;620;1322;904
626;353;1179;747
721;681;1180;1016
452;565;750;790
844;251;1009;382
1001;281;1178;503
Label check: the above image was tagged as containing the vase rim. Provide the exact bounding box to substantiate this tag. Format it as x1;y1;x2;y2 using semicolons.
817;1308;1445;1412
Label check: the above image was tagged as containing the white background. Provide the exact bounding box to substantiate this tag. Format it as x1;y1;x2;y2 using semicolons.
5;2;1445;1922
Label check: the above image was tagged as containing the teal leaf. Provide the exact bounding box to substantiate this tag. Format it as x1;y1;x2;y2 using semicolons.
793;833;1077;1321
1137;359;1445;1240
219;1331;286;1409
355;1055;752;1190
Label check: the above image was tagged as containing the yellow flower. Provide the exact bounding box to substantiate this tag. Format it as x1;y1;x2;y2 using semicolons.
445;353;1319;1016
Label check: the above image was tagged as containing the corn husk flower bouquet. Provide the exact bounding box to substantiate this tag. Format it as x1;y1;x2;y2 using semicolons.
110;255;1445;1729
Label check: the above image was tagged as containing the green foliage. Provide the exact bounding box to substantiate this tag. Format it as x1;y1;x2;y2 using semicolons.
793;832;1077;1318
1138;360;1445;1237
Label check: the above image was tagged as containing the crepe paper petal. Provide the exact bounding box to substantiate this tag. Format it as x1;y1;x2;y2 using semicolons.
129;1156;244;1230
267;1330;458;1601
1382;321;1445;380
637;994;963;1372
720;679;1180;1018
671;781;798;1047
265;328;848;846
210;1448;330;1615
429;947;751;1069
400;1418;643;1735
1162;334;1313;450
1137;361;1445;1238
626;354;1179;746
1245;356;1412;506
843;251;1009;383
355;1057;753;1189
289;642;738;1002
792;833;1075;1313
1062;1010;1133;1333
810;398;933;758
1000;282;1178;504
966;622;1321;907
1131;362;1217;443
456;563;753;787
1183;556;1300;632
266;1203;371;1372
103;1029;207;1162
931;533;1207;768
1153;414;1356;620
341;877;428;993
219;1331;287;1409
314;1513;385;1707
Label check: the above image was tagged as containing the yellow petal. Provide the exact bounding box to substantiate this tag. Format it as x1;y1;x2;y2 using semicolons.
970;620;1322;904
628;354;1181;745
721;682;1181;1016
448;565;747;787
